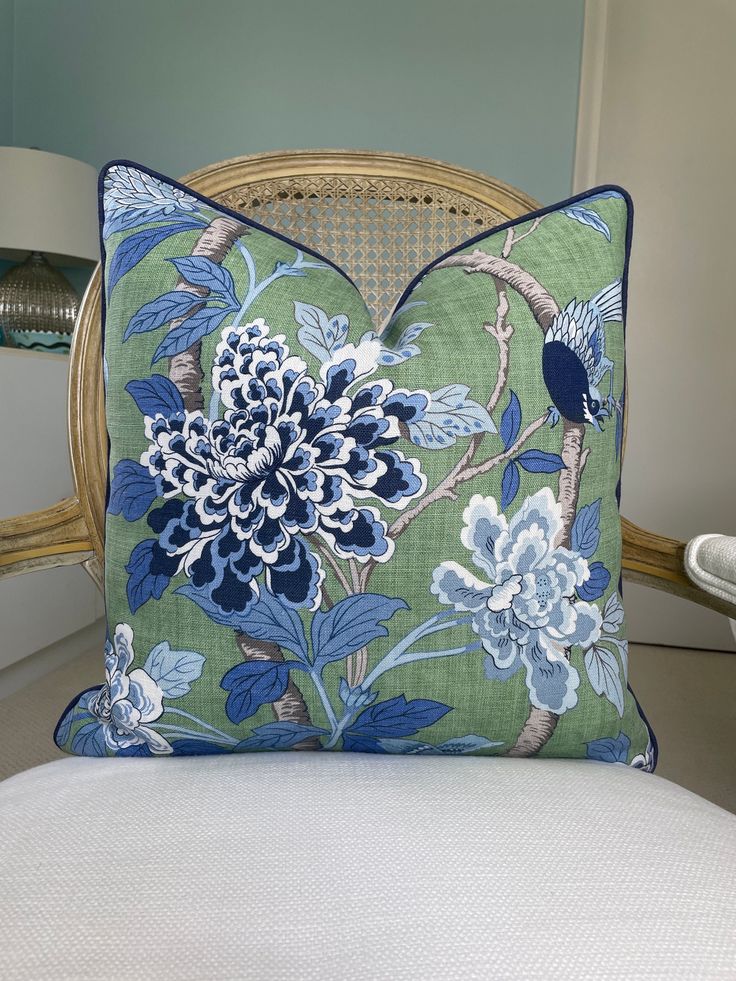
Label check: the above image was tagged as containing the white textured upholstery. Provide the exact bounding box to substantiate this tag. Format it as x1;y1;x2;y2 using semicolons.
2;755;735;980
686;533;736;606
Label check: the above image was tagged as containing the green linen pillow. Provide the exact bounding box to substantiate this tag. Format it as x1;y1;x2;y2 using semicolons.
55;161;655;769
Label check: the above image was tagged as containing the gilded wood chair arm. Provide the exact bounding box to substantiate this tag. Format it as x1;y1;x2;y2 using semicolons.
0;497;95;581
621;516;736;619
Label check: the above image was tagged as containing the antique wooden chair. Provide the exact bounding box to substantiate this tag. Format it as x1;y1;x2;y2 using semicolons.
1;151;735;979
1;149;733;620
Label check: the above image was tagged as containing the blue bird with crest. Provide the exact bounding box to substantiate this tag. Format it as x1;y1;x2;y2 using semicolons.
542;278;622;431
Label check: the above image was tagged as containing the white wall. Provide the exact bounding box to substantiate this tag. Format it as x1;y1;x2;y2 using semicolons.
575;0;736;651
0;349;101;670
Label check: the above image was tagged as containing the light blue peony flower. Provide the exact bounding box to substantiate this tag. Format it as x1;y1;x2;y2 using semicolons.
431;488;602;714
87;623;172;755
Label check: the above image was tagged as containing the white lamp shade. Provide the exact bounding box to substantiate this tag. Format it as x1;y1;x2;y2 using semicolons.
0;147;100;265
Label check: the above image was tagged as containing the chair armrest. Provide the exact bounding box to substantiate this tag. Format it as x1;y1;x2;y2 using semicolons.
0;497;95;581
622;517;736;619
685;534;736;608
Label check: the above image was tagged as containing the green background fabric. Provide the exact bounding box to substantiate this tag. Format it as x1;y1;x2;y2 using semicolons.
55;164;653;767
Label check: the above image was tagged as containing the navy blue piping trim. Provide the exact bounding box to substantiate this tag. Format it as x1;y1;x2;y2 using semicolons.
95;166;655;764
99;159;357;287
53;684;103;749
389;182;635;316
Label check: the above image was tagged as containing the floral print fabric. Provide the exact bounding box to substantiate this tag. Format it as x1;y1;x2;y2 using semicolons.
55;163;654;768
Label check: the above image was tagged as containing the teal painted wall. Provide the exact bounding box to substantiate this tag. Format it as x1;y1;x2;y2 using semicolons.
0;0;13;143
9;0;584;204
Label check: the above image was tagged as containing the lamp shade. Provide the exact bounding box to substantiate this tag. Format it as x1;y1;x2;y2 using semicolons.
0;147;99;265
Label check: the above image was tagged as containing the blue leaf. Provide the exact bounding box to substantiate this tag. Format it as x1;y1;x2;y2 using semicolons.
377;734;503;755
407;384;496;449
125;374;184;417
235;721;328;751
231;589;309;661
124;290;203;341
107;220;202;294
109;460;158;522
585;190;624;203
55;689;95;747
174;584;257;630
152;305;233;363
143;642;205;698
126;539;174;613
293;301;349;362
311;594;408;665
116;743;153;757
577;561;611;601
562;206;612;242
342;733;386;754
516;449;565;473
349;695;451;739
220;661;292;724
499;390;522;449
71;721;106;757
571;499;602;558
586;730;630;764
170;739;229;756
169;256;238;304
584;644;625;717
500;460;520;510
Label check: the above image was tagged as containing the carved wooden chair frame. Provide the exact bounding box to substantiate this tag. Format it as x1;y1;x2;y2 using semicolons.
1;149;732;623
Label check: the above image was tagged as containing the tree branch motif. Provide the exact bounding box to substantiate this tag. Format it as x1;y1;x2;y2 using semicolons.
168;216;248;411
165;215;318;739
433;247;589;757
234;633;321;750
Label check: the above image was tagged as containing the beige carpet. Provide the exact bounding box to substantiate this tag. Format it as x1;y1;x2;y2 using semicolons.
1;641;734;813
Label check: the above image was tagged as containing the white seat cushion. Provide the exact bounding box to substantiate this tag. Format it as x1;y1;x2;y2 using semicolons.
1;755;735;980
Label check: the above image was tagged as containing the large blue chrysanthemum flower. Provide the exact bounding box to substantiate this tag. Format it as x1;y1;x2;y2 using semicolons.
139;320;427;613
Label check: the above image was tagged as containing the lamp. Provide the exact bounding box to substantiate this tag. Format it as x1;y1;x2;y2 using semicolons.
0;147;99;352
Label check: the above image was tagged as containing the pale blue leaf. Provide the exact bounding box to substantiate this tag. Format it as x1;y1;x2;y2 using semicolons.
143;642;205;698
584;644;625;716
407;384;496;449
602;592;625;634
571;499;602;558
293;301;348;362
562;206;612;241
376;320;433;365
